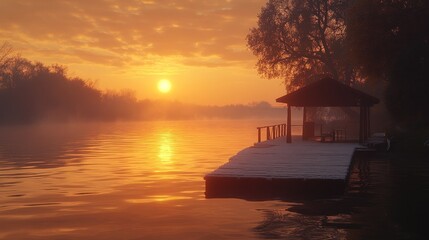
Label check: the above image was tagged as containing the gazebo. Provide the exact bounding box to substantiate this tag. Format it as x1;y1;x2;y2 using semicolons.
276;77;379;144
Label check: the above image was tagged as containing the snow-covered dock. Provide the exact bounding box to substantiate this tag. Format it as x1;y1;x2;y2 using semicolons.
205;137;362;198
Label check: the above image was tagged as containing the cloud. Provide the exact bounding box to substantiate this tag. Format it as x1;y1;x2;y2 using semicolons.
0;0;263;68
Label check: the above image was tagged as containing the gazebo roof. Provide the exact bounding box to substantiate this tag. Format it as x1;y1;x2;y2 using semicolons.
276;77;379;107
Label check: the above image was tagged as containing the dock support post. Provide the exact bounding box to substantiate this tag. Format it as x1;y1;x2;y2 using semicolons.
257;128;261;143
287;104;292;143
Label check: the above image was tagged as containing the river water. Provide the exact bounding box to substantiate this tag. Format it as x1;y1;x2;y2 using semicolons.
0;120;350;239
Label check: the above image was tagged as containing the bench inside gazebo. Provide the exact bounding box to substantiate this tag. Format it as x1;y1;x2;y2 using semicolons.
276;77;379;144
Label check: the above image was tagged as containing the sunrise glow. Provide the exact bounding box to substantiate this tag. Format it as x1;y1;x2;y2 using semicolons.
158;79;172;93
0;1;287;105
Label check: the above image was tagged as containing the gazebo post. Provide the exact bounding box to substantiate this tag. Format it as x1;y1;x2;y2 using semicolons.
360;105;371;144
287;104;292;143
302;107;306;140
365;106;368;141
367;107;371;140
364;106;368;142
359;105;364;144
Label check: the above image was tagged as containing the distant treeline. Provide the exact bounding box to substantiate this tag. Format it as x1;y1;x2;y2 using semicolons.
0;56;284;124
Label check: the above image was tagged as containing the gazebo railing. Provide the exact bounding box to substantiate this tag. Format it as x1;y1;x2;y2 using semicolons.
257;122;352;143
256;124;301;143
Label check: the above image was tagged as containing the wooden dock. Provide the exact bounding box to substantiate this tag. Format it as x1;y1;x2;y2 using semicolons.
205;137;361;199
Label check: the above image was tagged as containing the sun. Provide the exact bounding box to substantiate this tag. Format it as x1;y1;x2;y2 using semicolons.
158;79;172;93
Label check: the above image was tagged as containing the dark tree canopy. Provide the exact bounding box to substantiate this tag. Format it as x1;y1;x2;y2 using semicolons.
0;56;143;123
247;0;355;91
347;0;429;137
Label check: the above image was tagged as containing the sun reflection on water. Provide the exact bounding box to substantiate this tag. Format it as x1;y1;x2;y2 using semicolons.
126;195;192;204
157;132;173;164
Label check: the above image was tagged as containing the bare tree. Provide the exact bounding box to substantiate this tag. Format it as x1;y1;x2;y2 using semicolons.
0;42;14;73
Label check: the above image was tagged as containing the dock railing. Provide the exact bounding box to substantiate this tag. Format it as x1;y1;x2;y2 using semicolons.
257;124;286;142
257;123;350;143
257;124;303;142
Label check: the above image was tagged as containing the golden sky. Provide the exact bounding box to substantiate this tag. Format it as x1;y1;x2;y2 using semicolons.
0;0;285;105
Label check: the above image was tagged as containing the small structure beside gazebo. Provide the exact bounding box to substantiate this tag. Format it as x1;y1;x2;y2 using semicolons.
276;77;379;144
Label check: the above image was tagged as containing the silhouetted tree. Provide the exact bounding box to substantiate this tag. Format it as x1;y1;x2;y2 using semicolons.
0;56;103;123
101;90;142;120
247;0;355;91
0;42;13;73
347;0;429;142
